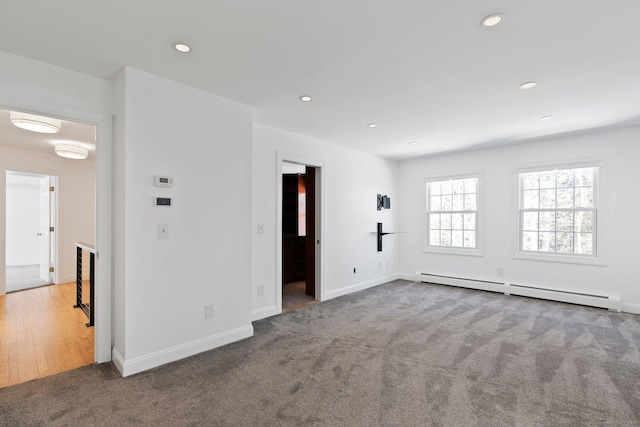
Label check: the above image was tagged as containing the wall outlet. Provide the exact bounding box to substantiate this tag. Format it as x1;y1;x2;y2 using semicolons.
497;268;504;277
257;223;264;234
257;286;264;296
205;304;214;319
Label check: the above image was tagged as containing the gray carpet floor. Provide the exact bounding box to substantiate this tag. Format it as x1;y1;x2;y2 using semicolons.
1;280;640;426
6;264;50;293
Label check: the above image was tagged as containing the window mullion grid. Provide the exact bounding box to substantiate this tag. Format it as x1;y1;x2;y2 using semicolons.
426;177;479;250
519;166;597;257
554;171;558;252
426;183;434;246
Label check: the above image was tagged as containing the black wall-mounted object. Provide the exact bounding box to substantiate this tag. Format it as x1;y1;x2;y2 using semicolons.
377;194;391;210
377;222;392;251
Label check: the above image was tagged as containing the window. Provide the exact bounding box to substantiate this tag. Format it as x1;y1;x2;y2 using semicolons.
519;166;597;256
426;176;478;250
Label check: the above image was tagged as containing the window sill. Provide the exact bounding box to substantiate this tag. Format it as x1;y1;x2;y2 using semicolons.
423;247;484;257
513;252;606;266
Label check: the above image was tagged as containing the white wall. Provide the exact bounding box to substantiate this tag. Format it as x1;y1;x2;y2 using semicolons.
0;146;96;291
113;68;253;375
251;123;400;320
399;126;640;313
0;50;113;113
5;176;40;266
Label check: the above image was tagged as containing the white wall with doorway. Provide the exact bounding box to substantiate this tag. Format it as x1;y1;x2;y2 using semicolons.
0;50;110;301
251;122;400;320
5;174;41;266
0;145;96;294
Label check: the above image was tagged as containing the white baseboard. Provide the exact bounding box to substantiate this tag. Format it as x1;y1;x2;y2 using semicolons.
112;324;254;377
398;273;416;281
325;273;401;301
61;274;75;284
621;303;640;315
59;274;90;284
251;305;278;322
111;347;125;375
6;261;39;267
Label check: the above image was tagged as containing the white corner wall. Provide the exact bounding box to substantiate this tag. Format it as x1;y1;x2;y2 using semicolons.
251;123;400;320
399;126;640;313
113;68;253;376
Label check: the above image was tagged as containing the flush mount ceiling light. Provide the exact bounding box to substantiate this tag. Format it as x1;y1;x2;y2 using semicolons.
10;111;61;134
408;141;417;146
299;95;312;102
481;13;505;28
519;81;538;90
173;42;191;53
540;115;556;121
54;143;88;160
367;123;377;128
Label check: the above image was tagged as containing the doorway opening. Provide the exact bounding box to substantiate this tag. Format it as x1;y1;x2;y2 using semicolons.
281;161;319;312
5;171;57;293
0;107;97;388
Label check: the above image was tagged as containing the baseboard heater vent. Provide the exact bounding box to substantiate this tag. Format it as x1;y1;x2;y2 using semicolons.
416;272;621;312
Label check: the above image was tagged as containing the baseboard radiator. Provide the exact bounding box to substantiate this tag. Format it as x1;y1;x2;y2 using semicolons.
415;272;621;312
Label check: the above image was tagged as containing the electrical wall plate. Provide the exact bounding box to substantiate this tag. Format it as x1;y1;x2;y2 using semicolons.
154;175;173;187
154;197;172;206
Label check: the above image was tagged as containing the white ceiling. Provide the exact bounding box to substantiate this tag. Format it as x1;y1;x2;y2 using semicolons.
1;1;639;160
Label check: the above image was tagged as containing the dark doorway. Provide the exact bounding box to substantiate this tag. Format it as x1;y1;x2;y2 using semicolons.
282;163;317;310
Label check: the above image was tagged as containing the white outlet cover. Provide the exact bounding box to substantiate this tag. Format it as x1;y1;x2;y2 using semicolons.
158;224;168;239
205;304;214;319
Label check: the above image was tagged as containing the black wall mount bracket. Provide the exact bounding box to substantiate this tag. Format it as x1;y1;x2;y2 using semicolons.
377;222;390;251
377;194;391;210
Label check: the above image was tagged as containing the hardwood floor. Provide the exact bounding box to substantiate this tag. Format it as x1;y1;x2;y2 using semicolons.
0;282;94;389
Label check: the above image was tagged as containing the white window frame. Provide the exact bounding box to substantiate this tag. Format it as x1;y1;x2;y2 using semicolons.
424;171;484;257
513;159;605;266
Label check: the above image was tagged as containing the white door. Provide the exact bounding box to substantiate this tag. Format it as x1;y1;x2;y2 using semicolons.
39;176;52;283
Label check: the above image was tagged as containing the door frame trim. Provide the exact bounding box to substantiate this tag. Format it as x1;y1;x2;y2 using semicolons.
276;152;325;313
0;91;113;364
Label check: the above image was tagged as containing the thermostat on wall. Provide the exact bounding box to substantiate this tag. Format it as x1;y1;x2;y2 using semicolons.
154;175;173;187
154;197;172;206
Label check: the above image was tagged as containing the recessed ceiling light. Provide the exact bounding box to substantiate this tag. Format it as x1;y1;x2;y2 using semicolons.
481;13;505;28
10;111;61;133
299;95;312;102
173;42;191;53
540;115;556;121
408;142;417;146
519;81;538;90
367;123;377;128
